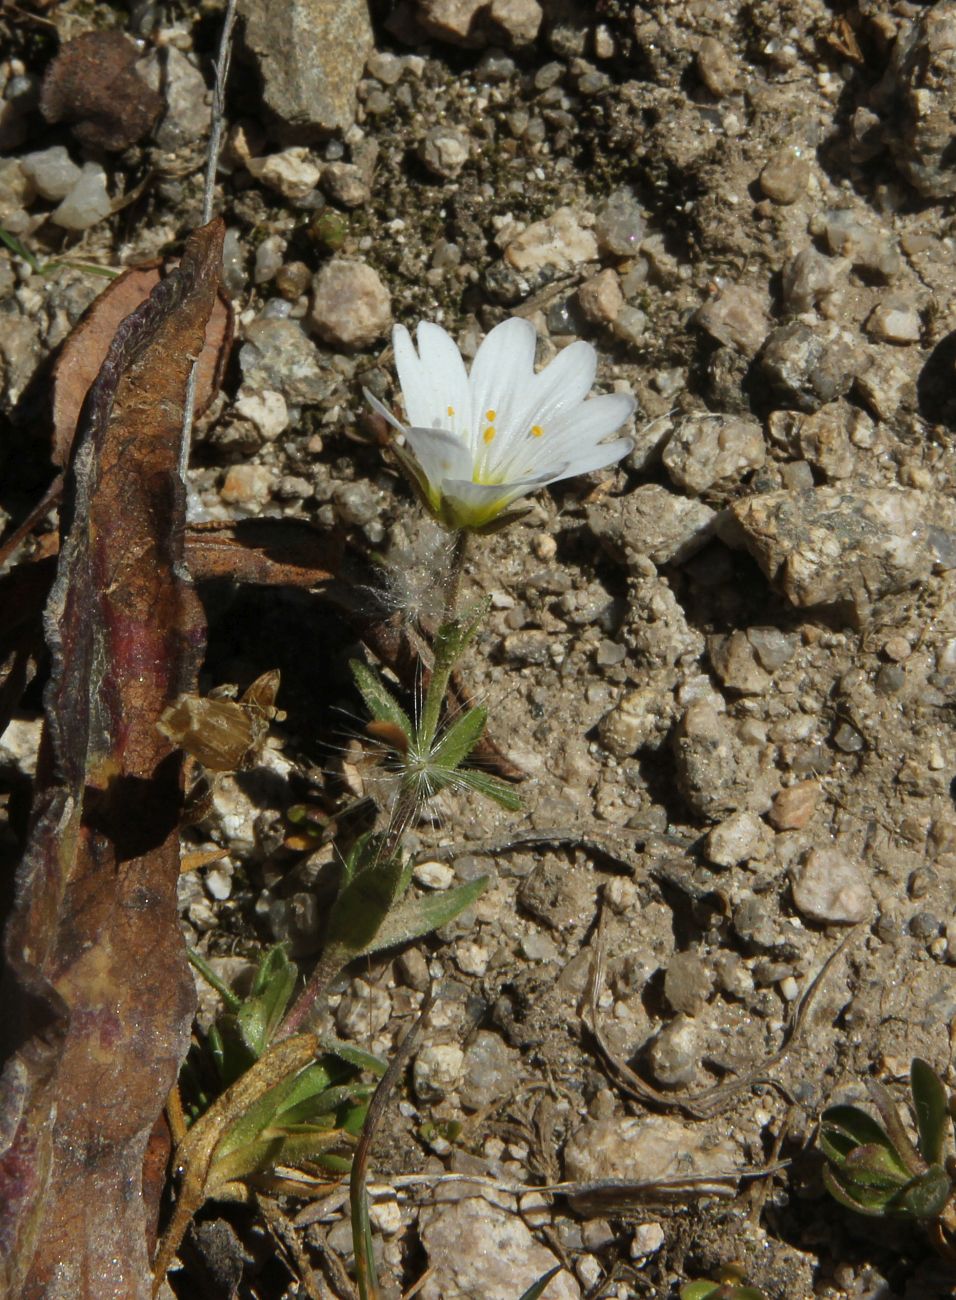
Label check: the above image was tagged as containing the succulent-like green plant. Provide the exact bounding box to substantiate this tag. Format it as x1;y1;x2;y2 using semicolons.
818;1058;956;1259
680;1263;768;1299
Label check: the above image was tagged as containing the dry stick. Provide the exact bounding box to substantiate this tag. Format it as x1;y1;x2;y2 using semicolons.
351;985;438;1300
177;0;238;483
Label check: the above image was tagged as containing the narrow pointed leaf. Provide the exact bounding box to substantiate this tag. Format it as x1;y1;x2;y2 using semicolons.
517;1265;564;1300
911;1059;949;1166
350;659;413;739
326;849;409;954
893;1164;952;1220
356;876;490;957
680;1286;719;1300
430;706;487;771
319;1039;389;1076
867;1079;924;1176
450;766;523;811
820;1104;895;1165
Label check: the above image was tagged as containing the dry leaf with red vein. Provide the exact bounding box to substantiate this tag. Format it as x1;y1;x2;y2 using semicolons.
0;219;224;1299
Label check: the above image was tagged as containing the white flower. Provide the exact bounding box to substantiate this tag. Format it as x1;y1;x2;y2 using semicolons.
366;317;635;531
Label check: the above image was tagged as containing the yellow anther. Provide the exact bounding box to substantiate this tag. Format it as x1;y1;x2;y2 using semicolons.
447;405;455;416
485;409;496;422
531;425;544;437
483;425;496;444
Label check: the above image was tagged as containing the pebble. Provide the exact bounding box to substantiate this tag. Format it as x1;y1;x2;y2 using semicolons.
203;865;233;901
19;145;81;201
854;349;912;420
220;464;273;507
565;1113;742;1188
414;859;455;889
704;810;767;867
254;235;285;283
335;977;391;1038
576;268;623;325
886;0;956;197
153;46;210;151
413;1043;465;1101
0;157;33;225
504;206;598;275
746;626;798;672
781;246;847;315
816;209;901;281
588;483;716;568
233;386;289;440
673;699;777;820
309;258;392;349
598;688;672;758
418;1199;577;1300
708;631;771;695
240;317;334;403
420;125;471;179
791;846;872;924
415;0;544;48
321;161;370;207
459;1030;522;1109
693;284;769;357
728;487;956;611
662;413;765;494
594;186;645;256
865;303;921;344
648;1014;703;1087
768;781;820;830
759;322;861;413
696;36;738;97
796;404;856;481
247;147;322;200
663;951;713;1015
238;0;373;134
50;162;112;231
759;147;810;204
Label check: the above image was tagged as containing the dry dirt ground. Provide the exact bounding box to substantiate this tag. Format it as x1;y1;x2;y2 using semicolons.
3;1;956;1297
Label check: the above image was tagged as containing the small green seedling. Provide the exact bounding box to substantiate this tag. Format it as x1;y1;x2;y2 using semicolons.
681;1262;768;1299
819;1058;956;1259
0;225;117;278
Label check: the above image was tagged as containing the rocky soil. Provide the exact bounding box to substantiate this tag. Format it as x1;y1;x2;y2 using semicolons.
3;1;956;1297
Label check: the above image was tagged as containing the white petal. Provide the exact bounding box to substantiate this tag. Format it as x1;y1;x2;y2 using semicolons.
363;387;406;433
545;435;634;481
515;340;597;434
392;325;435;429
512;393;635;476
393;323;473;437
404;424;474;489
468;318;538;460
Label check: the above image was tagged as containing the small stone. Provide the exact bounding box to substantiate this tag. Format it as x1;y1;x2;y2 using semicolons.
747;627;797;672
50;163;112;232
502;629;550;665
0;159;34;224
759;147;811;204
648;1015;704;1087
413;1043;465;1102
886;2;956;197
708;631;771;695
254;235;285;283
153;46;210;151
397;947;430;992
275;260;312;300
705;810;767;867
759;322;861;413
693;284;769;357
865;303;921;344
19;145;81;201
833;722;864;753
781;246;846;315
588;484;716;569
577;268;624;325
233;387;289;440
796;404;856;481
696;36;738;97
240;317;333;403
594;187;645;256
204;865;233;901
309;258;391;349
598;688;672;758
674;699;777;820
791;846;872;924
631;1223;666;1259
662;413;765;494
414;859;455;889
415;0;544;49
504;206;598;275
855;348;912;420
459;1030;522;1109
420;125;471;178
220;464;273;506
418;1199;576;1300
321;161;370;207
728;487;955;611
663;952;713;1015
883;635;912;662
247;147;322;199
336;978;391;1037
565;1113;741;1189
237;0;374;135
769;781;820;830
818;209;901;280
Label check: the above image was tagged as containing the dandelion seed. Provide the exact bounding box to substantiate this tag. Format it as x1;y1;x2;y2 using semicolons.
365;318;636;531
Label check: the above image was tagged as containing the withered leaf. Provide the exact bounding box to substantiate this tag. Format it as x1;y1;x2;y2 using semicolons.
50;260;233;469
158;669;283;772
0;219;224;1299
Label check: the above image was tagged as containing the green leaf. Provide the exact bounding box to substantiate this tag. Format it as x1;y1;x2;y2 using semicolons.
429;706;487;771
516;1266;564;1300
892;1164;952;1220
354;875;490;957
236;946;298;1059
820;1104;895;1157
911;1059;949;1166
822;1163;895;1217
0;225;43;274
680;1285;720;1300
319;1037;389;1076
326;845;409;955
841;1143;911;1189
451;767;523;811
867;1079;923;1176
350;659;413;739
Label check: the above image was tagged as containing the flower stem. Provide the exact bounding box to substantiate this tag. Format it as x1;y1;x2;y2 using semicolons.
440;528;469;623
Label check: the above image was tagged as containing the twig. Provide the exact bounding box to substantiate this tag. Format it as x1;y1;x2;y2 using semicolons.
351;985;437;1300
178;0;238;482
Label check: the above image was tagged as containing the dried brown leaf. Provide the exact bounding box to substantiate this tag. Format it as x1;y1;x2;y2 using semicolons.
0;219;224;1299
